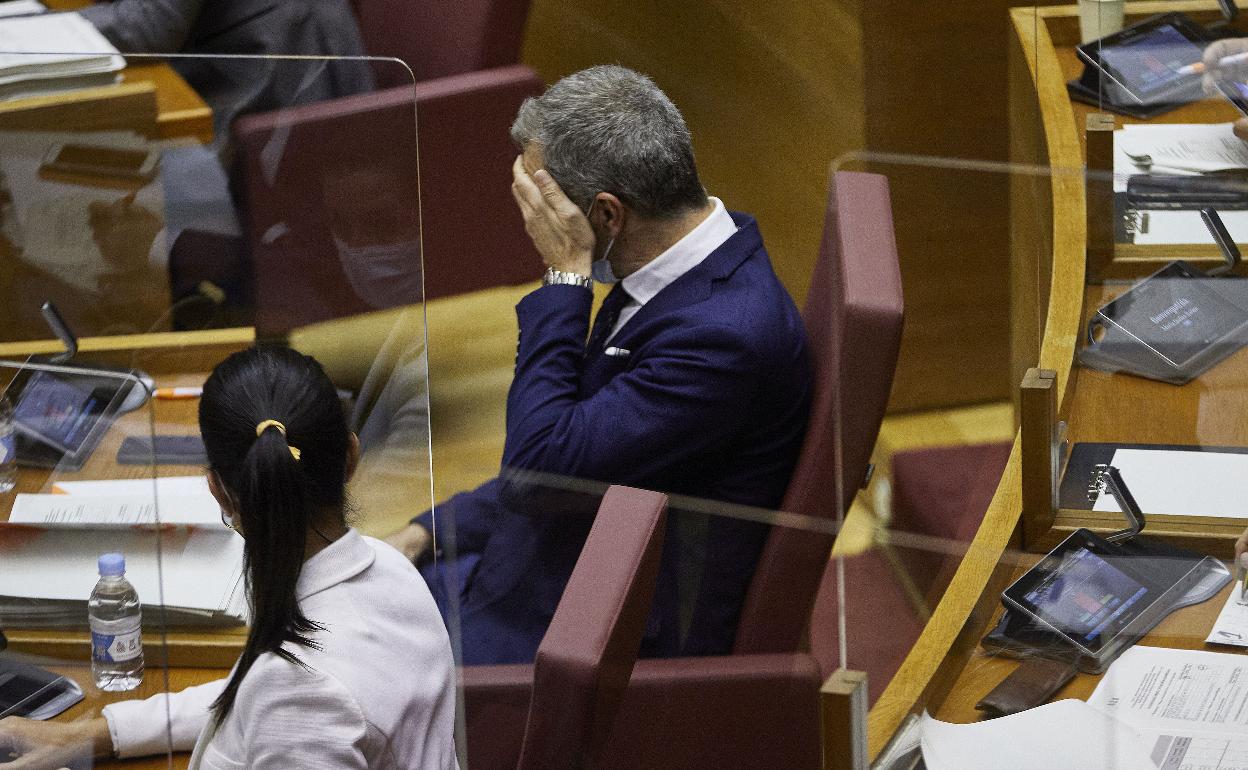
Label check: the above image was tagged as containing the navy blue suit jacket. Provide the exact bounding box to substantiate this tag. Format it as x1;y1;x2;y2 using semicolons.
420;212;810;665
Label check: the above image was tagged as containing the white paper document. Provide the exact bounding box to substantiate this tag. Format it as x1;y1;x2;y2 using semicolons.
1114;124;1248;245
1206;589;1248;648
1117;124;1248;175
0;1;46;18
0;13;122;79
1089;646;1248;732
51;475;210;499
0;527;242;613
1092;448;1248;519
920;700;1154;770
1088;646;1248;769
9;491;224;529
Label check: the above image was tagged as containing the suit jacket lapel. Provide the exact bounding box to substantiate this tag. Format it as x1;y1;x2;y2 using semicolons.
607;213;762;352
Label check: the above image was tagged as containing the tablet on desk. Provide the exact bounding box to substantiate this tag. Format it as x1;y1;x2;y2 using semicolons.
1080;260;1248;384
4;367;134;471
1075;13;1209;109
1002;529;1166;667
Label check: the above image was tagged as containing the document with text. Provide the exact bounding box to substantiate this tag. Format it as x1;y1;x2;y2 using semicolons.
1089;646;1248;770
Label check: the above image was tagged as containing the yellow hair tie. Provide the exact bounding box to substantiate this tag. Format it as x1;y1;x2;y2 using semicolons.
255;420;302;461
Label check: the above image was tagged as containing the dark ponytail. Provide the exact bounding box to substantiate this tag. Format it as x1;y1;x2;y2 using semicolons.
198;346;350;725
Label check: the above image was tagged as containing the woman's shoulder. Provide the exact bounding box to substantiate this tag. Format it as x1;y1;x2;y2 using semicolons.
237;649;362;716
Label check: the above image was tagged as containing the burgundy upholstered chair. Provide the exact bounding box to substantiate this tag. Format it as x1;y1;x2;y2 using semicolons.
231;65;544;336
352;0;533;86
889;442;1013;604
460;171;905;769
734;170;906;655
808;442;1012;704
514;485;668;770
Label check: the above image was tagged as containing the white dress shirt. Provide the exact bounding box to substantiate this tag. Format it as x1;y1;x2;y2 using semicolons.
607;196;738;343
102;530;459;770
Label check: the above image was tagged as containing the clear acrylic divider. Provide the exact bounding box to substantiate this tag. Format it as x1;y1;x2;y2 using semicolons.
0;44;445;767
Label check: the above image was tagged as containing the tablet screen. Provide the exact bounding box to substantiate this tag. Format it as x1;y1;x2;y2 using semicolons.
1020;545;1151;650
1095;263;1247;369
1096;22;1203;102
12;370;103;454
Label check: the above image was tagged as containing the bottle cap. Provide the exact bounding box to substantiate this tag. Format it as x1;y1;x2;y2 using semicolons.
98;552;125;576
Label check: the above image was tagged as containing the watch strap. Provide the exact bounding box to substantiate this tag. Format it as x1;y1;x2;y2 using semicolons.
542;267;592;289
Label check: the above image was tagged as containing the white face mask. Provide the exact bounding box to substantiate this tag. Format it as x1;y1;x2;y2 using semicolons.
333;236;423;309
585;197;618;284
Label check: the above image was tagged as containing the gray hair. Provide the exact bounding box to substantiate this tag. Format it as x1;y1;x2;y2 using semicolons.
510;65;707;219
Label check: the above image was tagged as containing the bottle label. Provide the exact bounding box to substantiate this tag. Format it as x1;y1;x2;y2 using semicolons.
91;617;142;663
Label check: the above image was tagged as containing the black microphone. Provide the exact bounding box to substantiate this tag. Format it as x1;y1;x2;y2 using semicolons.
40;301;78;363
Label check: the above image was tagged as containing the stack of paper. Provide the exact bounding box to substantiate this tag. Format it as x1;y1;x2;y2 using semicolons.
0;1;46;19
1089;646;1248;769
0;13;123;101
921;700;1154;770
0;477;246;628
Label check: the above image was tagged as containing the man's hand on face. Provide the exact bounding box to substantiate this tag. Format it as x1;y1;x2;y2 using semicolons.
510;156;595;278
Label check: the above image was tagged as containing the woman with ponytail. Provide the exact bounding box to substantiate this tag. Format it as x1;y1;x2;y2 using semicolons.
0;347;458;769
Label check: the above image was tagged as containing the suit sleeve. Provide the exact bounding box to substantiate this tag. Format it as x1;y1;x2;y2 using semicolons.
78;0;204;53
501;284;758;489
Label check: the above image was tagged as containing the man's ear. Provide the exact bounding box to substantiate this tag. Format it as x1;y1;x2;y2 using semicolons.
593;192;627;239
345;432;361;483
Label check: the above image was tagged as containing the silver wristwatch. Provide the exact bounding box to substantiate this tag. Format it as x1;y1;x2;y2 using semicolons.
542;267;593;289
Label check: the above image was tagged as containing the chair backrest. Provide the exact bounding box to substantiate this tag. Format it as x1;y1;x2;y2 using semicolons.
516;485;668;770
232;66;543;336
353;0;533;87
732;171;905;654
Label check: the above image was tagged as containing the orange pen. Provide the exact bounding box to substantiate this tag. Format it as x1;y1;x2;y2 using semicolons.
153;386;203;400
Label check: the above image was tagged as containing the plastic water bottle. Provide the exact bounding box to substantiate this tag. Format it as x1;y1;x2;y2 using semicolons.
88;553;143;691
0;395;16;494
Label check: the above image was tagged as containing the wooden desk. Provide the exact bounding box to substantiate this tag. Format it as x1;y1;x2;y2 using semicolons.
32;663;222;769
865;1;1248;759
1;335;251;667
0;1;212;142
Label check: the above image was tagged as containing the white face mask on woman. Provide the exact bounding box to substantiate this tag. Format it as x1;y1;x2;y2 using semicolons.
585;197;618;284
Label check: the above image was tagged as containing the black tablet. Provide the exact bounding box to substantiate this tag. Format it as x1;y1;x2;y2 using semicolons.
1076;13;1209;107
1002;529;1164;660
5;367;133;470
1082;260;1248;382
0;657;83;720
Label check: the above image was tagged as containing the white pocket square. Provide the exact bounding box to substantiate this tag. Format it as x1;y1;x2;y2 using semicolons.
604;346;631;358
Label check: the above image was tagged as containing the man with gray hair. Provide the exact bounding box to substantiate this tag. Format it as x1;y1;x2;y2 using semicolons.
387;65;810;665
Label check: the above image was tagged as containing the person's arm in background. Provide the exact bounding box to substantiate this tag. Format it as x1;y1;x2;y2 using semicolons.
1202;37;1248;140
0;678;224;767
0;716;112;769
78;0;204;54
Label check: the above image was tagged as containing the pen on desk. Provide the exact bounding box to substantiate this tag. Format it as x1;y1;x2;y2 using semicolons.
153;386;202;400
1177;51;1248;76
1239;553;1248;600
